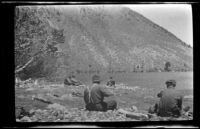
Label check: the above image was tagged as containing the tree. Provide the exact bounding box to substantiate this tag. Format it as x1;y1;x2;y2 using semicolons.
164;61;171;72
15;6;65;79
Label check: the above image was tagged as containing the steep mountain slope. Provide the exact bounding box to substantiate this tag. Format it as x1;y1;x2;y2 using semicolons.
16;5;193;80
55;6;192;71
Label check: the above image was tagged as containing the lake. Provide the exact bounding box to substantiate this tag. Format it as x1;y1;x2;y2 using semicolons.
76;72;193;90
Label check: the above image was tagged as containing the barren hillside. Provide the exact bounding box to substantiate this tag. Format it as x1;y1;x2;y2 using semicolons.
15;5;193;80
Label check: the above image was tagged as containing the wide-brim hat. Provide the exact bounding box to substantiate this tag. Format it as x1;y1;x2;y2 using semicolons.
165;79;176;86
92;75;101;83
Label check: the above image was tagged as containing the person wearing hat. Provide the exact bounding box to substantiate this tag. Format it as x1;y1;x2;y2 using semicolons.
83;75;117;111
148;79;183;117
107;76;116;88
70;75;81;86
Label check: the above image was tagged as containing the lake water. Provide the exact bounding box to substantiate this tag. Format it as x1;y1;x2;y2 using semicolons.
76;72;193;91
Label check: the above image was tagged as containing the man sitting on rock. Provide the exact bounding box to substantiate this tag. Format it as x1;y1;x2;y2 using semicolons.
83;75;117;111
148;79;183;118
107;77;116;88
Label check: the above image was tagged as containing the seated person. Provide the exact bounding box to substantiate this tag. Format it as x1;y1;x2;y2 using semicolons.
107;77;115;88
148;80;183;118
64;75;81;86
64;76;73;86
70;75;81;86
83;75;117;111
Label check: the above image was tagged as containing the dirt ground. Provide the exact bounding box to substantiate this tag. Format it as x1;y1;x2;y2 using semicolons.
15;83;193;122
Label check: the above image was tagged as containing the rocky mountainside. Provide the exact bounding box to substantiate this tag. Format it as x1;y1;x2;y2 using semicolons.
15;5;193;80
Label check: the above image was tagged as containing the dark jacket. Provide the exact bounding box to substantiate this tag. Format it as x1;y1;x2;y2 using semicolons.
83;84;115;111
157;88;183;117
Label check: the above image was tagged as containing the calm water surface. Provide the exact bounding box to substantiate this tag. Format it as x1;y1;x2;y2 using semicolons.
77;72;193;91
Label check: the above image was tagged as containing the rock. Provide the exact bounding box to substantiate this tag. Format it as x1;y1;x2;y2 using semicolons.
71;92;83;97
25;87;35;91
47;103;66;111
16;78;37;88
59;94;73;100
35;109;42;113
53;94;60;97
29;109;35;116
183;105;190;112
147;113;157;119
117;108;148;120
131;105;138;112
29;115;38;122
20;116;32;122
32;95;53;104
131;86;140;91
15;106;30;119
16;107;22;119
126;112;148;120
48;84;64;88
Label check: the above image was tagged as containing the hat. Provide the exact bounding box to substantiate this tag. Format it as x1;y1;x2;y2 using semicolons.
92;75;101;83
165;79;176;86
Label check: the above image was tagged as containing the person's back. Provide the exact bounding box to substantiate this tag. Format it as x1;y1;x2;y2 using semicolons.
157;88;183;117
90;84;113;104
83;75;117;111
148;79;183;118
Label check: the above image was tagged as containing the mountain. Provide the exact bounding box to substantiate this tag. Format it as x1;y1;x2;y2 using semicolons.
16;5;193;80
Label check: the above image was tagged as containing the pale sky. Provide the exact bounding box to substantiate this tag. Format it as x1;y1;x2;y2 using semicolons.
123;4;193;47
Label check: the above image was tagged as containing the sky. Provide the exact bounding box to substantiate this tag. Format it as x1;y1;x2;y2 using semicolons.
123;4;193;47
